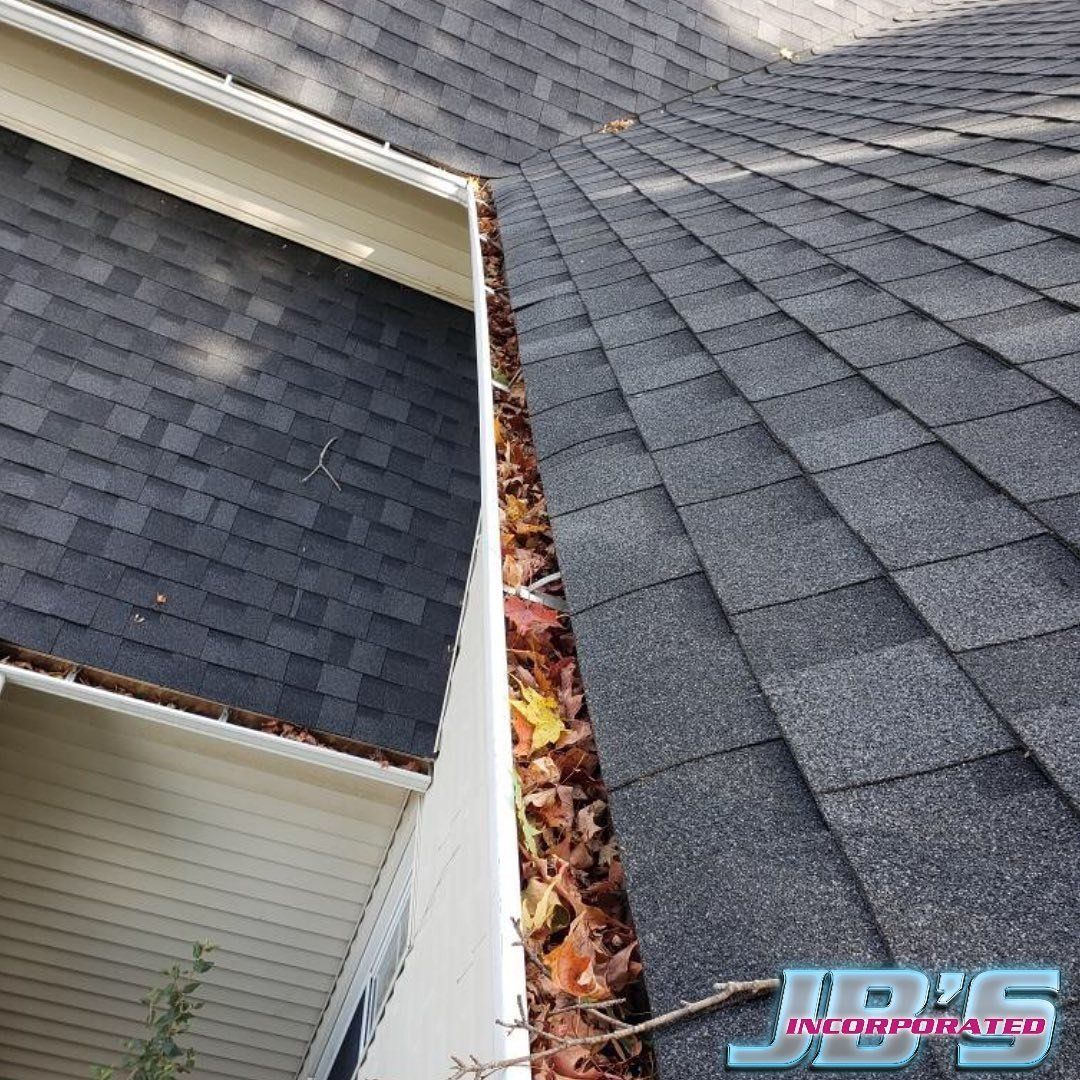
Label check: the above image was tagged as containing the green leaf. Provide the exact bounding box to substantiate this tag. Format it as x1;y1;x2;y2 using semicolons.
90;940;217;1080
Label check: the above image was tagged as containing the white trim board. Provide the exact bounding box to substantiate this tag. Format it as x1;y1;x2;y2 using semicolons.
0;667;430;794
0;4;472;305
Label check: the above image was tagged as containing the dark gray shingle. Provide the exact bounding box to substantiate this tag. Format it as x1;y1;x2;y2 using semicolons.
0;130;478;756
571;574;777;786
816;443;1045;569
682;477;879;612
821;753;1080;969
495;3;1080;1071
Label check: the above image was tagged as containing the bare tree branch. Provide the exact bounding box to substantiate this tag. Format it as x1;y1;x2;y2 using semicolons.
447;977;779;1079
548;997;626;1017
301;437;342;491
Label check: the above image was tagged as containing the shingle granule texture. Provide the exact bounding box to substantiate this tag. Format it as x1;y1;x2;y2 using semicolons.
0;129;479;756
495;0;1080;1074
48;0;915;175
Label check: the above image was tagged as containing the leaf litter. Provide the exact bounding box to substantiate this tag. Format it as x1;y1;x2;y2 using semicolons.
477;182;653;1080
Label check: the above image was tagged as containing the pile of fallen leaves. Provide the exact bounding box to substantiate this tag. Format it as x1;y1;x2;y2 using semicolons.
478;183;653;1080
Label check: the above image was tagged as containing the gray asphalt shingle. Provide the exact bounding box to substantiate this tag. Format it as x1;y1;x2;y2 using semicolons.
571;574;777;787
821;753;1080;970
895;536;1080;651
492;1;1080;1073
611;742;895;1078
549;486;700;611
682;477;879;612
0;130;478;756
816;443;1045;568
653;422;800;503
939;399;1080;503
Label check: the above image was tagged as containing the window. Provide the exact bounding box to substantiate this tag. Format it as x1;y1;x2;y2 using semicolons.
325;871;413;1079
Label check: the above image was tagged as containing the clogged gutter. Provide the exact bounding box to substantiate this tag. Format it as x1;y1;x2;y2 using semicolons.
476;184;654;1080
0;641;426;773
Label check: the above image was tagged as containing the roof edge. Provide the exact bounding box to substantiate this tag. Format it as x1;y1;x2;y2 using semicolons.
0;640;431;789
0;0;470;202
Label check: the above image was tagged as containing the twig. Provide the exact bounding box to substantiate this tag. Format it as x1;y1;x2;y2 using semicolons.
549;997;626;1017
495;995;575;1046
447;977;779;1079
510;917;547;973
495;1017;574;1046
301;436;342;491
584;1006;632;1030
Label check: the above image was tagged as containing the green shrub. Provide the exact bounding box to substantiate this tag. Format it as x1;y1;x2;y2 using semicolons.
92;941;216;1080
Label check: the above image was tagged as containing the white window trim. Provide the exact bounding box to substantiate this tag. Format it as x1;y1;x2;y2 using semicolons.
310;833;417;1080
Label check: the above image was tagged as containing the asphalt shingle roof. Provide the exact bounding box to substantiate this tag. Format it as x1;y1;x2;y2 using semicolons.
48;0;913;175
495;0;1080;1072
0;128;479;756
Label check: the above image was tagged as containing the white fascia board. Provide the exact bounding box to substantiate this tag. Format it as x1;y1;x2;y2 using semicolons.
467;186;532;1079
0;665;430;793
0;0;469;204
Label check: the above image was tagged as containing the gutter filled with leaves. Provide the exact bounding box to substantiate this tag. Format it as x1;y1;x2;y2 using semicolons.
476;184;655;1080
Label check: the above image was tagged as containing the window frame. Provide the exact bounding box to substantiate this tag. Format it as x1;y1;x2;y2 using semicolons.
315;835;416;1080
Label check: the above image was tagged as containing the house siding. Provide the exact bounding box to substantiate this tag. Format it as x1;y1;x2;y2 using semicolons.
0;680;409;1080
349;548;528;1080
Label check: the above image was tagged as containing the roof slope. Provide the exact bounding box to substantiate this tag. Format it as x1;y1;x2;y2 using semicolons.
45;0;911;175
0;128;478;756
495;0;1080;1071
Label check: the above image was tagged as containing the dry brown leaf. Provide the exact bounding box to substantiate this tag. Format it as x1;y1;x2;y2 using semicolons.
506;595;563;638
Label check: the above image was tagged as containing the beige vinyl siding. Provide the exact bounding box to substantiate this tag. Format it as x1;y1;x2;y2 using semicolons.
0;21;471;306
0;681;414;1080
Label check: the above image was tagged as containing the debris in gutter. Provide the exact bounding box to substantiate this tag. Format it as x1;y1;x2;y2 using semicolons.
503;582;568;613
476;183;654;1079
0;641;428;775
450;977;779;1079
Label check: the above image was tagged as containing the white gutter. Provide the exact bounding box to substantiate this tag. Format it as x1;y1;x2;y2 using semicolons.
0;665;430;793
467;185;532;1080
0;0;468;204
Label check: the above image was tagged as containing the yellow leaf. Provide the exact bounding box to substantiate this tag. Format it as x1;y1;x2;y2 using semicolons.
504;494;529;523
514;771;542;855
521;878;569;936
511;686;565;751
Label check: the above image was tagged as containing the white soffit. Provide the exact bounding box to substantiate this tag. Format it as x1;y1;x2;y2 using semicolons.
0;11;472;306
0;679;415;1080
